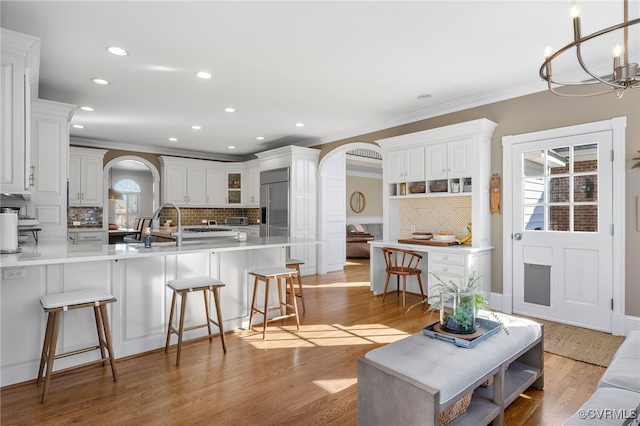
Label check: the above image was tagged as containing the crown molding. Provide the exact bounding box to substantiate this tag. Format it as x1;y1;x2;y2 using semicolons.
70;137;253;162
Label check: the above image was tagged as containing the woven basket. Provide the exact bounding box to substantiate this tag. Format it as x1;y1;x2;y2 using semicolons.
480;376;494;387
439;390;473;425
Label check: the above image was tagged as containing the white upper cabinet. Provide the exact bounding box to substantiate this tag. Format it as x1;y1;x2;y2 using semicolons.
377;119;497;247
425;138;472;181
386;146;425;183
1;29;39;195
243;159;260;207
69;147;106;206
160;156;260;207
186;166;206;206
225;169;243;206
205;167;224;207
161;162;187;205
159;157;210;206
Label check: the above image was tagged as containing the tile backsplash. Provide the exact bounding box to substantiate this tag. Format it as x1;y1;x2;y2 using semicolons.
399;196;471;239
156;208;261;227
68;207;103;228
67;207;261;229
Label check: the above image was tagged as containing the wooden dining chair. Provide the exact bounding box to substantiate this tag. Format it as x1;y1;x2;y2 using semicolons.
123;217;145;243
381;247;425;308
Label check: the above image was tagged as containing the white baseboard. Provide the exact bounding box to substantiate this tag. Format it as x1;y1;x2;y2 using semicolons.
490;293;639;337
625;315;640;336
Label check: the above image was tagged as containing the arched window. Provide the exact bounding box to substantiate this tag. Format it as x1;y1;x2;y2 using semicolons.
113;179;141;229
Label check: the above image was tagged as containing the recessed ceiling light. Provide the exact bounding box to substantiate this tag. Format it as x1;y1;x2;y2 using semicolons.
417;94;432;100
92;78;110;85
191;125;202;130
256;136;265;140
295;122;304;127
72;124;84;129
196;71;212;79
224;107;236;113
80;106;94;112
106;46;128;56
169;137;177;142
228;146;236;149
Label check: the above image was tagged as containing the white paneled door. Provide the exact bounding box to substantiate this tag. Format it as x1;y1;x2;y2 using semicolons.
511;131;613;332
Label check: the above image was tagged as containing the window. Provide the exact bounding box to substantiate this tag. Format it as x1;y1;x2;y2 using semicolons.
521;143;598;233
113;179;141;229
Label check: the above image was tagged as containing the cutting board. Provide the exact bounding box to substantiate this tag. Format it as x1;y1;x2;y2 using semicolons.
397;238;459;246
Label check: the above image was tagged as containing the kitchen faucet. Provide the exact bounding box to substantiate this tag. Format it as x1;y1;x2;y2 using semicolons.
152;203;182;247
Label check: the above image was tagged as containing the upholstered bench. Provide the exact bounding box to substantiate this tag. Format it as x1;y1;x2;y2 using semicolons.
357;313;544;425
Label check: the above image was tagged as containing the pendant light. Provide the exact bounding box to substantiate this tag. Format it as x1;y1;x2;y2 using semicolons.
108;167;123;200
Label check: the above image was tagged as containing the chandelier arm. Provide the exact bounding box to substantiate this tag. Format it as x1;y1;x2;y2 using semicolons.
539;17;640;82
547;82;622;98
575;44;629;89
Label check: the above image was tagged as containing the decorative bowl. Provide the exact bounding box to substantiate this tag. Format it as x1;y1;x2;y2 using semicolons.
433;233;456;242
413;234;432;240
412;231;432;240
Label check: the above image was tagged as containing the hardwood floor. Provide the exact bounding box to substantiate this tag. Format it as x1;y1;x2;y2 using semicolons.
1;259;604;425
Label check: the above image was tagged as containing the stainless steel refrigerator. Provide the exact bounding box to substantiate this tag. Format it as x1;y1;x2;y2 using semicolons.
260;167;289;237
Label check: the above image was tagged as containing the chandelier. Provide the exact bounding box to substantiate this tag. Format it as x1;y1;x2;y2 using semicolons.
540;0;640;98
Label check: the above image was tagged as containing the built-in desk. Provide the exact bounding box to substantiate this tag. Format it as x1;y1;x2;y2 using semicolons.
368;240;493;301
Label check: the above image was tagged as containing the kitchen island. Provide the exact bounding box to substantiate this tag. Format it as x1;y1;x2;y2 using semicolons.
0;236;319;386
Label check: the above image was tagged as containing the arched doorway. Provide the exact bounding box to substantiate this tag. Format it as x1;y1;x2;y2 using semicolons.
318;143;382;274
103;156;160;230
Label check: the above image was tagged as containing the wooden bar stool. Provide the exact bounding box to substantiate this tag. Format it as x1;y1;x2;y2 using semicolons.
37;289;118;403
165;277;226;366
248;267;300;339
285;258;306;312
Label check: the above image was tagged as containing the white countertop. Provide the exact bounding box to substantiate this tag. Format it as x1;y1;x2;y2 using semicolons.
369;240;493;253
0;236;317;268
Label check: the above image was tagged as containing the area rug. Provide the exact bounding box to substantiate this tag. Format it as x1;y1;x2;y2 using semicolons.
514;315;625;367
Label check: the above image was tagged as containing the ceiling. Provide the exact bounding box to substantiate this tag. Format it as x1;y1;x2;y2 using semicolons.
2;1;637;161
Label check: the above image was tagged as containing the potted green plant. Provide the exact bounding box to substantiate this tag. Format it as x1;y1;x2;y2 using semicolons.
407;272;508;335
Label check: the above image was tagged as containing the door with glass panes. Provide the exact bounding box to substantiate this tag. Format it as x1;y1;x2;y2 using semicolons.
512;131;613;331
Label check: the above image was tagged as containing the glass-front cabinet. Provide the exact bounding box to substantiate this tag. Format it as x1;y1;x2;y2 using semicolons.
226;171;242;205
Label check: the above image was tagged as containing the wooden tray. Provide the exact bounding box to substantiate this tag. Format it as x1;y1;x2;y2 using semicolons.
423;318;503;348
398;238;459;246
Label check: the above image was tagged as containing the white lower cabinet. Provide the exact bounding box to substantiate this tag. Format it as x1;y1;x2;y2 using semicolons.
0;245;289;387
67;230;105;244
427;250;491;299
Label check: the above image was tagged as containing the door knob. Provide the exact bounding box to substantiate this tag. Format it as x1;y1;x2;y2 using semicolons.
513;233;522;240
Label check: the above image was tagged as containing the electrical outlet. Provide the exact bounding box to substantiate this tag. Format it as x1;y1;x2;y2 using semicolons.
463;227;469;236
201;219;207;224
3;268;25;280
72;221;81;226
410;225;416;233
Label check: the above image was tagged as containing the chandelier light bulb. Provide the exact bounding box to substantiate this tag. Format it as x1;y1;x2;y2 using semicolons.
612;43;623;58
570;2;581;18
544;45;553;58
